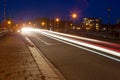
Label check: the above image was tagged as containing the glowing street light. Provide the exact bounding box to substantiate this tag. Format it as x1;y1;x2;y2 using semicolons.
7;20;11;25
7;20;12;32
71;13;78;30
72;13;77;19
56;18;60;22
55;18;60;30
28;22;32;25
41;22;45;26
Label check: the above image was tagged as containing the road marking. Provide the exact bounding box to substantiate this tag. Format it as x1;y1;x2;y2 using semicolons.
31;34;61;46
24;35;66;80
36;37;52;45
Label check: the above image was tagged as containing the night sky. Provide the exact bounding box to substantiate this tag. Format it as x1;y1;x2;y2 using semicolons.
0;0;120;24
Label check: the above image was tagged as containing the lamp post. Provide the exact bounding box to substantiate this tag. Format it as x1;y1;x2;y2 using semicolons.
55;18;60;30
56;18;60;22
72;13;77;19
7;20;11;25
3;0;6;31
7;20;12;32
41;22;45;26
4;0;6;21
107;8;111;31
72;13;77;30
41;22;45;29
50;16;52;30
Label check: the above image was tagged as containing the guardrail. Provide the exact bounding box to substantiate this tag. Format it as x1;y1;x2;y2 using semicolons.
58;29;120;40
0;28;7;37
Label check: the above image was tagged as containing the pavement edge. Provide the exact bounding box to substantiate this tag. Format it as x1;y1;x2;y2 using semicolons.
23;34;66;80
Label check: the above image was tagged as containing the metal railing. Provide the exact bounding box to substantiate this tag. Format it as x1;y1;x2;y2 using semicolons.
0;28;7;37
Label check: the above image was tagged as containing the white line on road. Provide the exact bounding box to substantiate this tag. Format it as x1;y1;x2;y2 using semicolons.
35;36;52;45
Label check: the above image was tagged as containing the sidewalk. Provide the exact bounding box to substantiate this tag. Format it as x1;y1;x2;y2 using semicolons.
0;33;42;80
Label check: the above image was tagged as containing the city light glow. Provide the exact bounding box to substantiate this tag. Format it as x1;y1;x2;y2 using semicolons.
21;27;37;33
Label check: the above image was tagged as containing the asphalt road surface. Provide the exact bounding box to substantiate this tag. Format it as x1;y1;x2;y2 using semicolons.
24;29;120;80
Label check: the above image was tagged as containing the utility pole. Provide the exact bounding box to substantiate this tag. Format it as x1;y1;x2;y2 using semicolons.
4;0;6;21
50;16;52;30
107;8;111;30
3;0;6;31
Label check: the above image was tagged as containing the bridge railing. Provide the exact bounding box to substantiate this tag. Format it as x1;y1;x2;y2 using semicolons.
0;28;7;37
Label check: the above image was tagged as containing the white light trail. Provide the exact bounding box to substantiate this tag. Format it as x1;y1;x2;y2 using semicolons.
42;29;120;48
21;27;38;33
36;29;120;57
22;28;120;62
44;34;120;62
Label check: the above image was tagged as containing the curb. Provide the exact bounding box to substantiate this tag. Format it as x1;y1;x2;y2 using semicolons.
23;34;66;80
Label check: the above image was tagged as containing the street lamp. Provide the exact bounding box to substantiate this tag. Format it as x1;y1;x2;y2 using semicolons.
41;22;45;26
41;22;46;29
7;20;12;32
56;18;60;22
71;13;78;30
107;8;111;29
72;13;77;19
55;18;60;30
4;0;6;22
7;20;11;25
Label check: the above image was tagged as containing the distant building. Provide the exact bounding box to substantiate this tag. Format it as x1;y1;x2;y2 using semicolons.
83;18;102;31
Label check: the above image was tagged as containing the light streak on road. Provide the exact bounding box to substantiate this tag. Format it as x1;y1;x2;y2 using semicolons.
44;34;120;62
22;28;120;62
23;28;120;47
37;30;120;56
42;29;120;48
21;27;37;33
